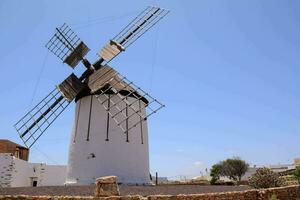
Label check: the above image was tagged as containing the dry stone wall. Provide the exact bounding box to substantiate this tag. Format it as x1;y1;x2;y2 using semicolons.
0;154;14;188
258;185;300;200
0;185;299;200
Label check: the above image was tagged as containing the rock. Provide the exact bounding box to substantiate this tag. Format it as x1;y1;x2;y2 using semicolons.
96;176;118;184
95;176;120;197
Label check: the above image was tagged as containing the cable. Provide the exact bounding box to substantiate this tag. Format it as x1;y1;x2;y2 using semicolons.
149;26;159;93
70;10;140;30
32;146;59;165
26;51;61;165
28;51;48;109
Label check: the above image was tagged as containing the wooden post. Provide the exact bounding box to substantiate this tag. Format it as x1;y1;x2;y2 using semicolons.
155;172;158;185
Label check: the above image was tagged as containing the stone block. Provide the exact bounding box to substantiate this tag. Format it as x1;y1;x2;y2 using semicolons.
96;176;118;184
95;176;120;197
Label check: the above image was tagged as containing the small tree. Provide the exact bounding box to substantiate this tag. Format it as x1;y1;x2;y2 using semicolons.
294;167;300;184
210;163;223;184
222;157;249;181
210;157;249;184
249;167;283;189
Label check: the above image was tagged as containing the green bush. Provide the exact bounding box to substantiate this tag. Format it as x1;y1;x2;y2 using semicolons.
224;181;235;185
249;167;284;189
294;167;300;184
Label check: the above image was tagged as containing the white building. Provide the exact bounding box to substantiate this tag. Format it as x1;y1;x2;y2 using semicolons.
268;164;295;173
0;153;66;187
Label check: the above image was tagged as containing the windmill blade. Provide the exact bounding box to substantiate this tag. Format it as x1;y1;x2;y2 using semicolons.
14;88;70;148
114;6;169;48
97;6;169;64
88;66;164;134
57;73;86;102
45;23;90;68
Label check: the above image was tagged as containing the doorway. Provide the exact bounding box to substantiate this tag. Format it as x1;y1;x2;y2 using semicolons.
30;177;38;187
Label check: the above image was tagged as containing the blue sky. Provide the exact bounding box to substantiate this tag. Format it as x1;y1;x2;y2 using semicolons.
1;0;300;179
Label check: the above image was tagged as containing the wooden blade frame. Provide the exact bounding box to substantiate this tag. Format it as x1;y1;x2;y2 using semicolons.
45;23;90;68
99;40;125;62
93;67;165;134
97;6;169;65
14;89;70;148
114;6;169;48
57;73;85;102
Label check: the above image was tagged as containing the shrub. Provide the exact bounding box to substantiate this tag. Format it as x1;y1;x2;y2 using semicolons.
224;181;235;185
209;180;235;185
294;167;300;184
249;167;284;189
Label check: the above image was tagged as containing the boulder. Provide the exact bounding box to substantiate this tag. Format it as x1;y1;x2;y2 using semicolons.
95;176;120;197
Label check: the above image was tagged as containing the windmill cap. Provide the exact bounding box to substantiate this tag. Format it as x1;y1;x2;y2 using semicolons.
75;65;149;104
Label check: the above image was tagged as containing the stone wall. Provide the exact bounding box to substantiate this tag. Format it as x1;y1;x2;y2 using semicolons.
0;153;14;187
0;185;299;200
147;190;258;200
258;185;300;199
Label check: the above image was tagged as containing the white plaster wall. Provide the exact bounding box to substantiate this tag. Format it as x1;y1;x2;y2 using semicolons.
42;165;67;186
10;157;33;187
66;95;150;185
0;153;67;187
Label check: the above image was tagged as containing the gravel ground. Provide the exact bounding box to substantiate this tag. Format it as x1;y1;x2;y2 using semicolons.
0;185;251;196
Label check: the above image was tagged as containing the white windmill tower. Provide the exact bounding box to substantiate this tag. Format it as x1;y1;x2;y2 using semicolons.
14;6;169;185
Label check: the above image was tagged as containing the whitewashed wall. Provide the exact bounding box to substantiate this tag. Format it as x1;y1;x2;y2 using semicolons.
0;153;67;187
11;157;33;187
42;165;67;186
66;95;150;185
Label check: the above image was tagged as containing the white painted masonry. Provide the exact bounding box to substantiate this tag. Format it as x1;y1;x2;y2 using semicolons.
0;153;66;187
66;94;150;185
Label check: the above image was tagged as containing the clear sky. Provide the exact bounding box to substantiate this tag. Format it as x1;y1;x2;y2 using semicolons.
1;0;300;179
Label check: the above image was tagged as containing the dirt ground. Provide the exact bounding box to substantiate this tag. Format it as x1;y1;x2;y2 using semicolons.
0;184;251;196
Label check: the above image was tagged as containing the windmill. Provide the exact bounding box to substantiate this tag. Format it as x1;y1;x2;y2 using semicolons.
14;6;169;185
